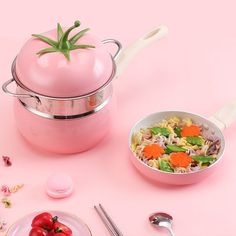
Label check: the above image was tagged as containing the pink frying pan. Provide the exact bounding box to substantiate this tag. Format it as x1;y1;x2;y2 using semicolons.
129;100;236;185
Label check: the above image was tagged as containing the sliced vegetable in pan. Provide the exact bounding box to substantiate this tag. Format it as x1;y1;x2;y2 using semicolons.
170;152;192;168
165;145;187;153
186;136;204;146
174;127;182;137
181;125;201;137
191;156;214;164
150;127;170;137
159;160;173;173
143;144;164;159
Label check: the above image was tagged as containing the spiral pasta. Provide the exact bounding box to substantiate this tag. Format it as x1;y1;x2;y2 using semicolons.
131;117;221;173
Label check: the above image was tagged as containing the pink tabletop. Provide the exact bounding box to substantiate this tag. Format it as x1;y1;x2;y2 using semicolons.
1;1;236;236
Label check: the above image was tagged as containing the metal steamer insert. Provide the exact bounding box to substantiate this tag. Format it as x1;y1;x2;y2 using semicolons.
2;40;121;120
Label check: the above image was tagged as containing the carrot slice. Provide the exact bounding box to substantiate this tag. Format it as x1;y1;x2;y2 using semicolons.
170;152;192;167
181;125;201;137
143;144;164;159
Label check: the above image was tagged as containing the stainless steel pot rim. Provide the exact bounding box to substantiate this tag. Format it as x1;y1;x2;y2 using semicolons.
11;55;117;101
18;95;112;120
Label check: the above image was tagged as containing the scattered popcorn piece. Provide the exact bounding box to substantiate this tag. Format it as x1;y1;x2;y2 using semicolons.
10;184;24;193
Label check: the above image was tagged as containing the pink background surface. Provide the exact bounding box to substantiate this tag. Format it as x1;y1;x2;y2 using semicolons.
1;0;236;235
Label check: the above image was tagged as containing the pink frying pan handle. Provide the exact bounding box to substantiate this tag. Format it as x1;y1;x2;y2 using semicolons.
209;100;236;130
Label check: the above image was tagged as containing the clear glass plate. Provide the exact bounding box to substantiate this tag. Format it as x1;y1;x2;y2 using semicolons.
6;210;92;236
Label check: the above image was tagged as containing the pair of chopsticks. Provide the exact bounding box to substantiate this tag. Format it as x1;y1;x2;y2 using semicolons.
94;204;123;236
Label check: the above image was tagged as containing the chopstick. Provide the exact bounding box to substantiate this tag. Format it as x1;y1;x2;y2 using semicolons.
94;204;123;236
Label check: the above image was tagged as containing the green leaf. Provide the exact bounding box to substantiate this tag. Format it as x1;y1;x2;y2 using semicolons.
159;160;174;173
32;34;58;47
174;127;182;137
151;127;170;137
62;50;70;60
37;47;59;56
70;44;95;50
191;156;214;164
164;149;172;154
186;136;204;146
69;28;90;44
165;145;187;153
57;23;64;41
33;21;95;60
59;22;81;49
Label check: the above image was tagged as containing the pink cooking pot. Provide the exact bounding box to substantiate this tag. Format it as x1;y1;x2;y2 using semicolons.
2;21;168;153
129;100;236;185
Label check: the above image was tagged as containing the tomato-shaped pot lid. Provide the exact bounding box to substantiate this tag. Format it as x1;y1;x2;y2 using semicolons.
15;20;118;97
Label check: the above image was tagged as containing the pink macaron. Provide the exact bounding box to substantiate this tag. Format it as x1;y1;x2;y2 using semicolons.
46;173;74;199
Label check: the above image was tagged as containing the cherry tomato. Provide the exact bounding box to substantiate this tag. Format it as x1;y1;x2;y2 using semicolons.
54;233;67;236
29;227;48;236
54;221;72;236
31;212;54;231
47;230;55;236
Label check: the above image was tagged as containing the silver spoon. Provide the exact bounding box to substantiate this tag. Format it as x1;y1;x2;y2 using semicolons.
149;212;175;236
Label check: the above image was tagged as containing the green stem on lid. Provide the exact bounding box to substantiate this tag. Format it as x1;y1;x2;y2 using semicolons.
69;28;90;44
58;20;80;49
32;20;95;60
57;23;64;41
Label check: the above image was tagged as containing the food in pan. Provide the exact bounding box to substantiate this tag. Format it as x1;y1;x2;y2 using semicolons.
131;117;221;173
